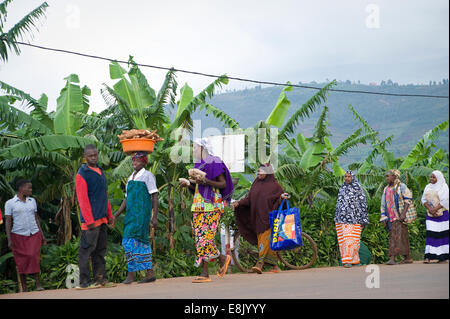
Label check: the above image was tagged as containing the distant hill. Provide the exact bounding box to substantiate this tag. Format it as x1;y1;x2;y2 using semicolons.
194;80;449;167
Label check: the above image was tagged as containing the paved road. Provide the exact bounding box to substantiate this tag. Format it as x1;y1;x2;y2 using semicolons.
0;261;448;299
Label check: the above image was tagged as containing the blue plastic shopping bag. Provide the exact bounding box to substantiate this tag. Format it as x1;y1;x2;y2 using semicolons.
269;199;303;251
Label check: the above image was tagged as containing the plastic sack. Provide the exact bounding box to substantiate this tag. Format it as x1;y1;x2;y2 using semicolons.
269;199;303;251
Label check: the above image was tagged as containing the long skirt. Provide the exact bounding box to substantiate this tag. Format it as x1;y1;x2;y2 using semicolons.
336;223;362;265
193;210;221;267
122;237;152;272
11;231;42;274
257;228;278;266
424;210;449;261
389;220;410;257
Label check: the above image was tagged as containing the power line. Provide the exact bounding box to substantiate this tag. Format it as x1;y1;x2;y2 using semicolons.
11;41;450;99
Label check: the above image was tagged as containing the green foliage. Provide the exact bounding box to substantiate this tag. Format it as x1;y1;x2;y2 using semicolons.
154;248;198;278
0;1;49;62
40;237;80;289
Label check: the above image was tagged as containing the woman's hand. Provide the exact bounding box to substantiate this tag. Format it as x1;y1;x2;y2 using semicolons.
8;239;14;251
281;193;290;199
179;179;191;187
232;201;239;210
428;207;439;217
107;216;115;228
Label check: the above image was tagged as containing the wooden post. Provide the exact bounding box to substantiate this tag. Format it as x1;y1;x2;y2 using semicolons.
168;184;175;249
16;266;23;293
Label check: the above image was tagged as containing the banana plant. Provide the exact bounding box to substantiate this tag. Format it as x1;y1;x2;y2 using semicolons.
0;75;111;244
102;57;239;247
262;81;376;206
348;109;449;200
0;0;48;62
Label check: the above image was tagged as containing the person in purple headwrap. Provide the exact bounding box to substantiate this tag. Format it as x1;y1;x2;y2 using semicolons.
180;138;234;283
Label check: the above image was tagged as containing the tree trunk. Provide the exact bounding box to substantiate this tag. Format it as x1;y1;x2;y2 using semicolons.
56;198;72;245
168;184;175;249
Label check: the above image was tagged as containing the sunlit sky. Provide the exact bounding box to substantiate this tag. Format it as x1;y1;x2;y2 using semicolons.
1;0;448;113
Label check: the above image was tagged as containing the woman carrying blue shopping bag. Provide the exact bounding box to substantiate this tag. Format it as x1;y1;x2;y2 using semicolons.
233;164;290;274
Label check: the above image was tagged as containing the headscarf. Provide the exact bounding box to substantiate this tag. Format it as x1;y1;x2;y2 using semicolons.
234;164;284;245
192;139;234;205
422;170;449;210
390;169;402;190
132;151;148;166
335;170;369;225
194;137;214;156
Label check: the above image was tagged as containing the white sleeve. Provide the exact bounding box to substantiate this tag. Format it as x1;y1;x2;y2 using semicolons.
421;191;427;205
145;172;158;195
4;200;12;216
32;198;38;213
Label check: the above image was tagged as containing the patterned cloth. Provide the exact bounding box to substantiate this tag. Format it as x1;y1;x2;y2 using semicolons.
385;186;398;222
380;183;413;223
122;237;152;272
336;223;362;265
123;180;152;244
334;171;369;225
257;228;278;266
388;220;410;257
192;185;224;267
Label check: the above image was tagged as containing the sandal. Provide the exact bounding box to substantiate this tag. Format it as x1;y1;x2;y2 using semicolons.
217;255;231;278
343;264;353;268
400;259;413;264
192;276;211;283
386;260;397;265
267;267;281;273
138;277;156;284
251;266;263;274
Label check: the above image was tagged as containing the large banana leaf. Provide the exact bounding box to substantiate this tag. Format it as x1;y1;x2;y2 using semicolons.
0;135;110;159
0;1;48;62
400;120;449;169
54;74;90;136
0;96;52;135
266;84;293;127
280;80;336;139
108;60;154;129
174;83;194;121
299;142;325;170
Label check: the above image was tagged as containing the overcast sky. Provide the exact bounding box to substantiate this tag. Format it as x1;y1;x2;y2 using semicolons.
0;0;448;113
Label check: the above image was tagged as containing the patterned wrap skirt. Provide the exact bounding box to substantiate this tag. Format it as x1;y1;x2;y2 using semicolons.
336;223;362;265
122;238;152;272
191;185;224;267
388;220;410;257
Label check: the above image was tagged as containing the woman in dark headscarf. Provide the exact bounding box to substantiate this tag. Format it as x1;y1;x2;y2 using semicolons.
335;171;369;268
233;164;289;274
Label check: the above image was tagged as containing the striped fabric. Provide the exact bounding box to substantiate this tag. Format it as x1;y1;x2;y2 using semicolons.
336;223;362;265
425;210;449;261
